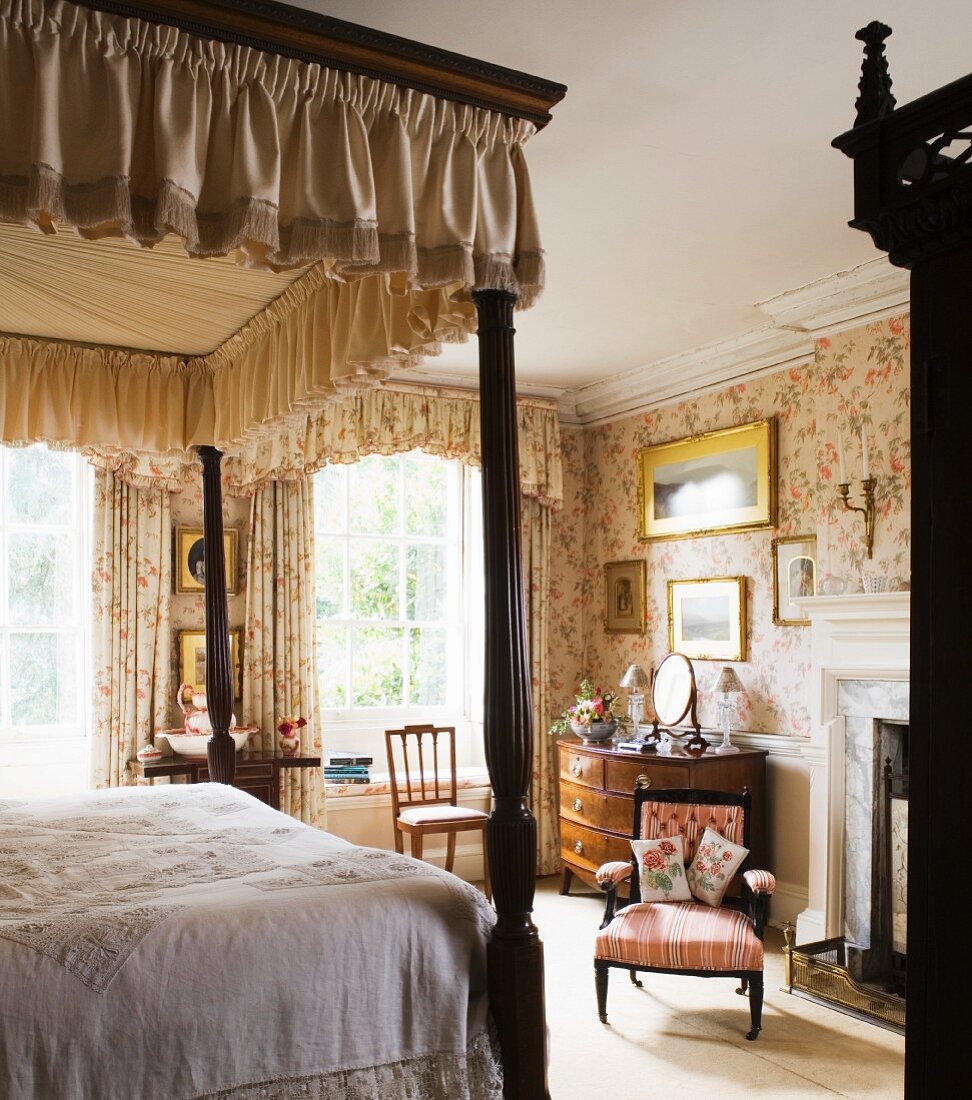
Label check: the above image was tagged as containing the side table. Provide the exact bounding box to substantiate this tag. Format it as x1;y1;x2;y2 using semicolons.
131;750;322;811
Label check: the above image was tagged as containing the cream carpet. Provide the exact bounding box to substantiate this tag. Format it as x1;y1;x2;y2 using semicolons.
533;876;904;1099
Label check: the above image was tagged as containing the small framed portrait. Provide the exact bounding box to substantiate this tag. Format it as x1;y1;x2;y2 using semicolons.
604;559;647;633
174;527;238;594
637;418;776;541
178;629;242;700
668;576;747;662
772;535;817;626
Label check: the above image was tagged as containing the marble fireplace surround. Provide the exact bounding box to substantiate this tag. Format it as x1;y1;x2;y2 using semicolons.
792;592;911;946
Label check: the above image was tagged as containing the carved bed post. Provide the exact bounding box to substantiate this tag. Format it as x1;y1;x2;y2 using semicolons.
833;23;972;1095
197;446;236;785
473;288;549;1100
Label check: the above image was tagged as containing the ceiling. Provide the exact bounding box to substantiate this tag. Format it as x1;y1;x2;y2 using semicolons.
290;0;972;393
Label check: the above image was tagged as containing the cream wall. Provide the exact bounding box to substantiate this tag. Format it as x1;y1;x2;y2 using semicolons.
547;315;911;919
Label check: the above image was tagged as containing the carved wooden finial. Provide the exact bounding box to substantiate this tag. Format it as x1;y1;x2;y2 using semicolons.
854;22;896;126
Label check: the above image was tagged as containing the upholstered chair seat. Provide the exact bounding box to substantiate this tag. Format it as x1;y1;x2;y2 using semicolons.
593;787;775;1041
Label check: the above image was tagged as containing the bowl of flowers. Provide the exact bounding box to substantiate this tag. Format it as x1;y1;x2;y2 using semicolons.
550;679;628;742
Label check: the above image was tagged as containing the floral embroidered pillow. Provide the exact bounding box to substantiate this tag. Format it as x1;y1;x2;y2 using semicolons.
630;836;691;902
687;828;749;907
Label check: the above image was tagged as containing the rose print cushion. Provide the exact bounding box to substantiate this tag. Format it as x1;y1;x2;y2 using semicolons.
630;836;691;902
687;827;749;907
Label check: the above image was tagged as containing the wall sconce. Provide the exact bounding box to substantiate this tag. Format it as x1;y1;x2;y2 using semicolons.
836;427;876;559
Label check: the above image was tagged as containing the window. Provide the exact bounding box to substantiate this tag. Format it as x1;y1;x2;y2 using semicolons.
0;445;90;750
314;452;483;720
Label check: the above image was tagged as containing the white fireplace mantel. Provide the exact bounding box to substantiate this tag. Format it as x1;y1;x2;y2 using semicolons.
792;592;910;945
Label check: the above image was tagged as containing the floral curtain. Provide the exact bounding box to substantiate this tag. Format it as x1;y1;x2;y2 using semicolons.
522;498;558;875
90;467;171;788
243;480;324;827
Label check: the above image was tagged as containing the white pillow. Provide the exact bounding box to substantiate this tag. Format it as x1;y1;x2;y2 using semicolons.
687;827;749;907
630;835;691;902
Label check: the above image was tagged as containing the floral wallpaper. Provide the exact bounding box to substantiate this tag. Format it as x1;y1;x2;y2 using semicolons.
547;315;911;739
167;483;249;730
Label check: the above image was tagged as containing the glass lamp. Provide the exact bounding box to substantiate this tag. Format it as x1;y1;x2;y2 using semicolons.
712;666;744;755
619;663;651;741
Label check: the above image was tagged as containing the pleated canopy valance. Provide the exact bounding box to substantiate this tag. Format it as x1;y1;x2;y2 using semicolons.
0;0;544;299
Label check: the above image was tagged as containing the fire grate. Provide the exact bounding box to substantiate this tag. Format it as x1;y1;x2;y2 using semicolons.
782;931;905;1033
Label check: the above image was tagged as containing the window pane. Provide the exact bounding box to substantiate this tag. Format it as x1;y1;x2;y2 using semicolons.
8;633;77;726
316;624;347;708
351;627;404;706
315;465;345;534
315;537;345;618
349;540;400;619
7;532;76;625
349;456;400;534
404;453;448;536
406;543;447;621
409;628;447;706
5;446;75;526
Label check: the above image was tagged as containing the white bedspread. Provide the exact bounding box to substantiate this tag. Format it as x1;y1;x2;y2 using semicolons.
0;784;501;1100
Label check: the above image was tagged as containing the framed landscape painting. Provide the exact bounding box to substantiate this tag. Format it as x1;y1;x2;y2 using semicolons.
772;535;816;625
668;576;747;662
637;418;776;540
604;559;647;633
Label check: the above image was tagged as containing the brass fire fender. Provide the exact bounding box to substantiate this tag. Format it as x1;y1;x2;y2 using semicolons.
782;928;905;1034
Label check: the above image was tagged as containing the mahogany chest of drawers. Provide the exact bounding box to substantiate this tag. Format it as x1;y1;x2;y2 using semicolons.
556;736;767;895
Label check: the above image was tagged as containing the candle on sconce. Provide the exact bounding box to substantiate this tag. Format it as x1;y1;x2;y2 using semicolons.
837;430;847;483
861;425;869;480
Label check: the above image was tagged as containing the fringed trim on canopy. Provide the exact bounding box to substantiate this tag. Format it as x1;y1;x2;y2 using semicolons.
0;267;479;460
0;0;545;303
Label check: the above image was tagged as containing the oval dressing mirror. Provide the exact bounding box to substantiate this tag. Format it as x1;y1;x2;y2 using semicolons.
651;652;696;727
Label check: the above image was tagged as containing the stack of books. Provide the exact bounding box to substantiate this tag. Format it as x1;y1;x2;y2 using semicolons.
323;749;373;785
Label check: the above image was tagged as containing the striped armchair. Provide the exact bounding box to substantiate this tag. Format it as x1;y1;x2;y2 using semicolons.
594;787;775;1041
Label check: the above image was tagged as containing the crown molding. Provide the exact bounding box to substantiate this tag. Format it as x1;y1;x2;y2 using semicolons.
561;257;910;427
757;256;910;335
569;327;814;427
388;364;570;404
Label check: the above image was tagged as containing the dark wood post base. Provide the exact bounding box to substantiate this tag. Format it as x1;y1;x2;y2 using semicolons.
198;446;236;786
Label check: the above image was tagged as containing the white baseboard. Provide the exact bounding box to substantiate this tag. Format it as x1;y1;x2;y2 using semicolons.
768;879;809;930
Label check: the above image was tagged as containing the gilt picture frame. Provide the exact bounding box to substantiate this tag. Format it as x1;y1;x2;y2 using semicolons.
174;527;239;594
177;628;242;700
637;418;776;541
604;559;647;634
772;535;816;626
668;576;747;662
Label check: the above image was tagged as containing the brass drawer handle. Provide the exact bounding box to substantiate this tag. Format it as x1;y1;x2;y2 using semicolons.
573;840;584;855
572;798;583;813
570;761;582;777
636;773;652;790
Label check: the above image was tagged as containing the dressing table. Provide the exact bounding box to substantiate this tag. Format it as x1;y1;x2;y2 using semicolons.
557;653;766;894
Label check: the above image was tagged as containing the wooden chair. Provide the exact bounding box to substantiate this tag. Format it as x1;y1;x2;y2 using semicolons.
385;724;490;898
594;786;775;1040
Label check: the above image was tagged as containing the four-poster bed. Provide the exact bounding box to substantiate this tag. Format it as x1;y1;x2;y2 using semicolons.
833;23;970;1096
0;0;565;1095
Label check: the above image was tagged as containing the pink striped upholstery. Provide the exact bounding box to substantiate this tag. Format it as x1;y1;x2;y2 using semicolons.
640;801;746;857
743;869;776;894
595;901;764;972
596;861;633;886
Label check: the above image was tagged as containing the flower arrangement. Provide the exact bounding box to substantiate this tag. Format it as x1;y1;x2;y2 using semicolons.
276;715;307;757
549;679;629;736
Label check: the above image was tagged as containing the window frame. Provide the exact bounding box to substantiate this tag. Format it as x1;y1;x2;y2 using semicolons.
0;447;92;746
314;453;483;729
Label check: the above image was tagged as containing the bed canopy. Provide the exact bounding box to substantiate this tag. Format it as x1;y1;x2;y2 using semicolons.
0;1;565;1095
